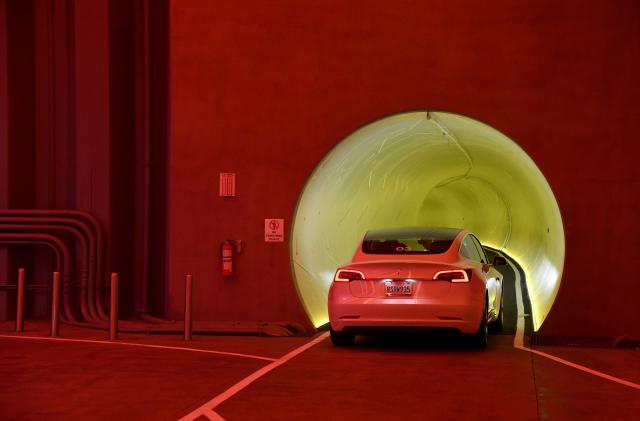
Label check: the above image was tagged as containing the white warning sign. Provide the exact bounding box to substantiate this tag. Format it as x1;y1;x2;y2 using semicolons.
264;218;284;242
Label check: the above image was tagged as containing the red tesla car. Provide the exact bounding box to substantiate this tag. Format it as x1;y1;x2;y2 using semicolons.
328;227;506;347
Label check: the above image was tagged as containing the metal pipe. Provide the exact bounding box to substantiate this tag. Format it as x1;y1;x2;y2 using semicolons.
0;241;62;281
16;268;25;332
184;274;192;341
0;210;106;320
51;271;60;337
68;211;108;320
0;223;95;321
0;214;104;320
110;273;118;340
0;283;52;290
0;233;76;322
133;0;153;317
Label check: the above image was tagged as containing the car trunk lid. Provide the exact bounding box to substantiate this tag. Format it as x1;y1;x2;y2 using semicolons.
345;261;459;298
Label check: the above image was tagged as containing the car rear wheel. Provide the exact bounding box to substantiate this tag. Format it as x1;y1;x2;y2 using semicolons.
330;327;355;346
471;301;488;348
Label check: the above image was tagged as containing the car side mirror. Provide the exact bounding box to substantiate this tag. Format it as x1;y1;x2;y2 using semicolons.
492;256;507;266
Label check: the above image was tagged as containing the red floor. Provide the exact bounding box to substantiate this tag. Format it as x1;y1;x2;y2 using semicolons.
0;321;638;420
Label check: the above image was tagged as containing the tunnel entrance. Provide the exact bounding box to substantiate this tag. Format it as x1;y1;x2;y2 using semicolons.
291;111;564;331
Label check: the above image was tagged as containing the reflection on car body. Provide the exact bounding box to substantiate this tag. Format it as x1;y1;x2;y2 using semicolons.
328;227;506;347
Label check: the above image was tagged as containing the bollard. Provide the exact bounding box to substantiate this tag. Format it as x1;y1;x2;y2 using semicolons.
51;272;60;337
110;273;119;340
184;274;193;341
16;268;25;332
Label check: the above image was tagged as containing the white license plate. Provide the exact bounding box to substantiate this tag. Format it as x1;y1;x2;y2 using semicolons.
384;281;413;296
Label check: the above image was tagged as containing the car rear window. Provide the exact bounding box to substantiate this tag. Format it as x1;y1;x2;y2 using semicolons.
361;228;458;255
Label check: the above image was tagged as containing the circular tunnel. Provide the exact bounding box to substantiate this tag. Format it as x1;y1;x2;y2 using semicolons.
291;111;564;331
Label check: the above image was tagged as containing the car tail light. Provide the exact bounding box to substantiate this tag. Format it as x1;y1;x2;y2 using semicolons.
434;269;470;283
334;269;365;282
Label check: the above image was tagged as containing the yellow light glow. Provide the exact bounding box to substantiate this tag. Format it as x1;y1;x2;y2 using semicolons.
290;111;565;331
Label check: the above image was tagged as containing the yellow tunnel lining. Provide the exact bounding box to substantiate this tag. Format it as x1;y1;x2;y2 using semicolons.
291;111;565;331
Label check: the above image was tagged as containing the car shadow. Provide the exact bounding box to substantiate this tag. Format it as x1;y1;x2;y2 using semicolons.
350;332;490;351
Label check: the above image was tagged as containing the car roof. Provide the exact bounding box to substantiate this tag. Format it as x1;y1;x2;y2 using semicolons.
363;227;463;241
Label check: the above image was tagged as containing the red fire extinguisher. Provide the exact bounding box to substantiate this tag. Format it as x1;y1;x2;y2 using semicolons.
221;240;234;277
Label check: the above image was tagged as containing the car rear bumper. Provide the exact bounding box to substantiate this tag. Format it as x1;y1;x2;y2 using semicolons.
328;297;483;335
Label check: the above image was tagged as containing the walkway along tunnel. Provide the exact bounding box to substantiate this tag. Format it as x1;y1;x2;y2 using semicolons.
291;111;565;331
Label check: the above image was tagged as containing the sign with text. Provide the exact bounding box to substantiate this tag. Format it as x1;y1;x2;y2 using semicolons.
264;218;284;242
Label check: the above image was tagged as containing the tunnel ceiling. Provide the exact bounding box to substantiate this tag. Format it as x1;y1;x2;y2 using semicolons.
291;111;565;331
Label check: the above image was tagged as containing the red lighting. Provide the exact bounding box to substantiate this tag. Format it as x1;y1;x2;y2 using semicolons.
434;269;470;283
334;270;365;282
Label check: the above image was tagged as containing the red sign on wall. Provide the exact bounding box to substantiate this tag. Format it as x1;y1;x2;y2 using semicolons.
265;219;284;242
219;173;236;197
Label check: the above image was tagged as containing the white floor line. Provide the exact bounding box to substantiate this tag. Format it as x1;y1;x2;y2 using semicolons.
508;260;640;391
202;408;225;420
0;334;277;362
178;331;330;421
512;261;525;349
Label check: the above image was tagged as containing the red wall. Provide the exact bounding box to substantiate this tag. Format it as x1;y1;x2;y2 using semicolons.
0;0;168;321
169;0;640;336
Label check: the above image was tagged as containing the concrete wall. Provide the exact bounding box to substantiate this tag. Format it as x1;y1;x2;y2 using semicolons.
169;0;640;336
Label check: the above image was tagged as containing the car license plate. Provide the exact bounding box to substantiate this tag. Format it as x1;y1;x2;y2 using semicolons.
384;280;412;296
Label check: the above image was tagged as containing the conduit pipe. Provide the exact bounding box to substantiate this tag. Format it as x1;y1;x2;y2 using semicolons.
0;210;173;329
51;272;61;337
134;1;155;319
0;211;105;319
0;210;106;319
0;217;100;321
0;240;62;275
16;268;25;332
110;273;119;340
184;274;193;341
0;233;76;322
0;223;95;321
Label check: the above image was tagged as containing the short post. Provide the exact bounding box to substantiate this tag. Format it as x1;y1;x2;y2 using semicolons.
16;268;25;332
51;271;60;337
184;274;193;341
109;273;119;340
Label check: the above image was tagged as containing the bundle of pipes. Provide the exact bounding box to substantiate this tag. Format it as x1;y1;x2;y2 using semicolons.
2;212;307;337
0;209;107;325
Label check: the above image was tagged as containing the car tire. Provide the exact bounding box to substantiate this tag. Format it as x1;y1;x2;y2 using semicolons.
471;301;488;349
490;292;504;333
330;327;355;346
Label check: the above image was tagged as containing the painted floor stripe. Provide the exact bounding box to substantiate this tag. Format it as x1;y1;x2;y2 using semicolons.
508;259;640;391
515;343;640;390
202;408;226;420
0;334;277;362
178;331;330;421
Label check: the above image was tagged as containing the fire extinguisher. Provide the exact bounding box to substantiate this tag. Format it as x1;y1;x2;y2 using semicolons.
221;240;234;277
